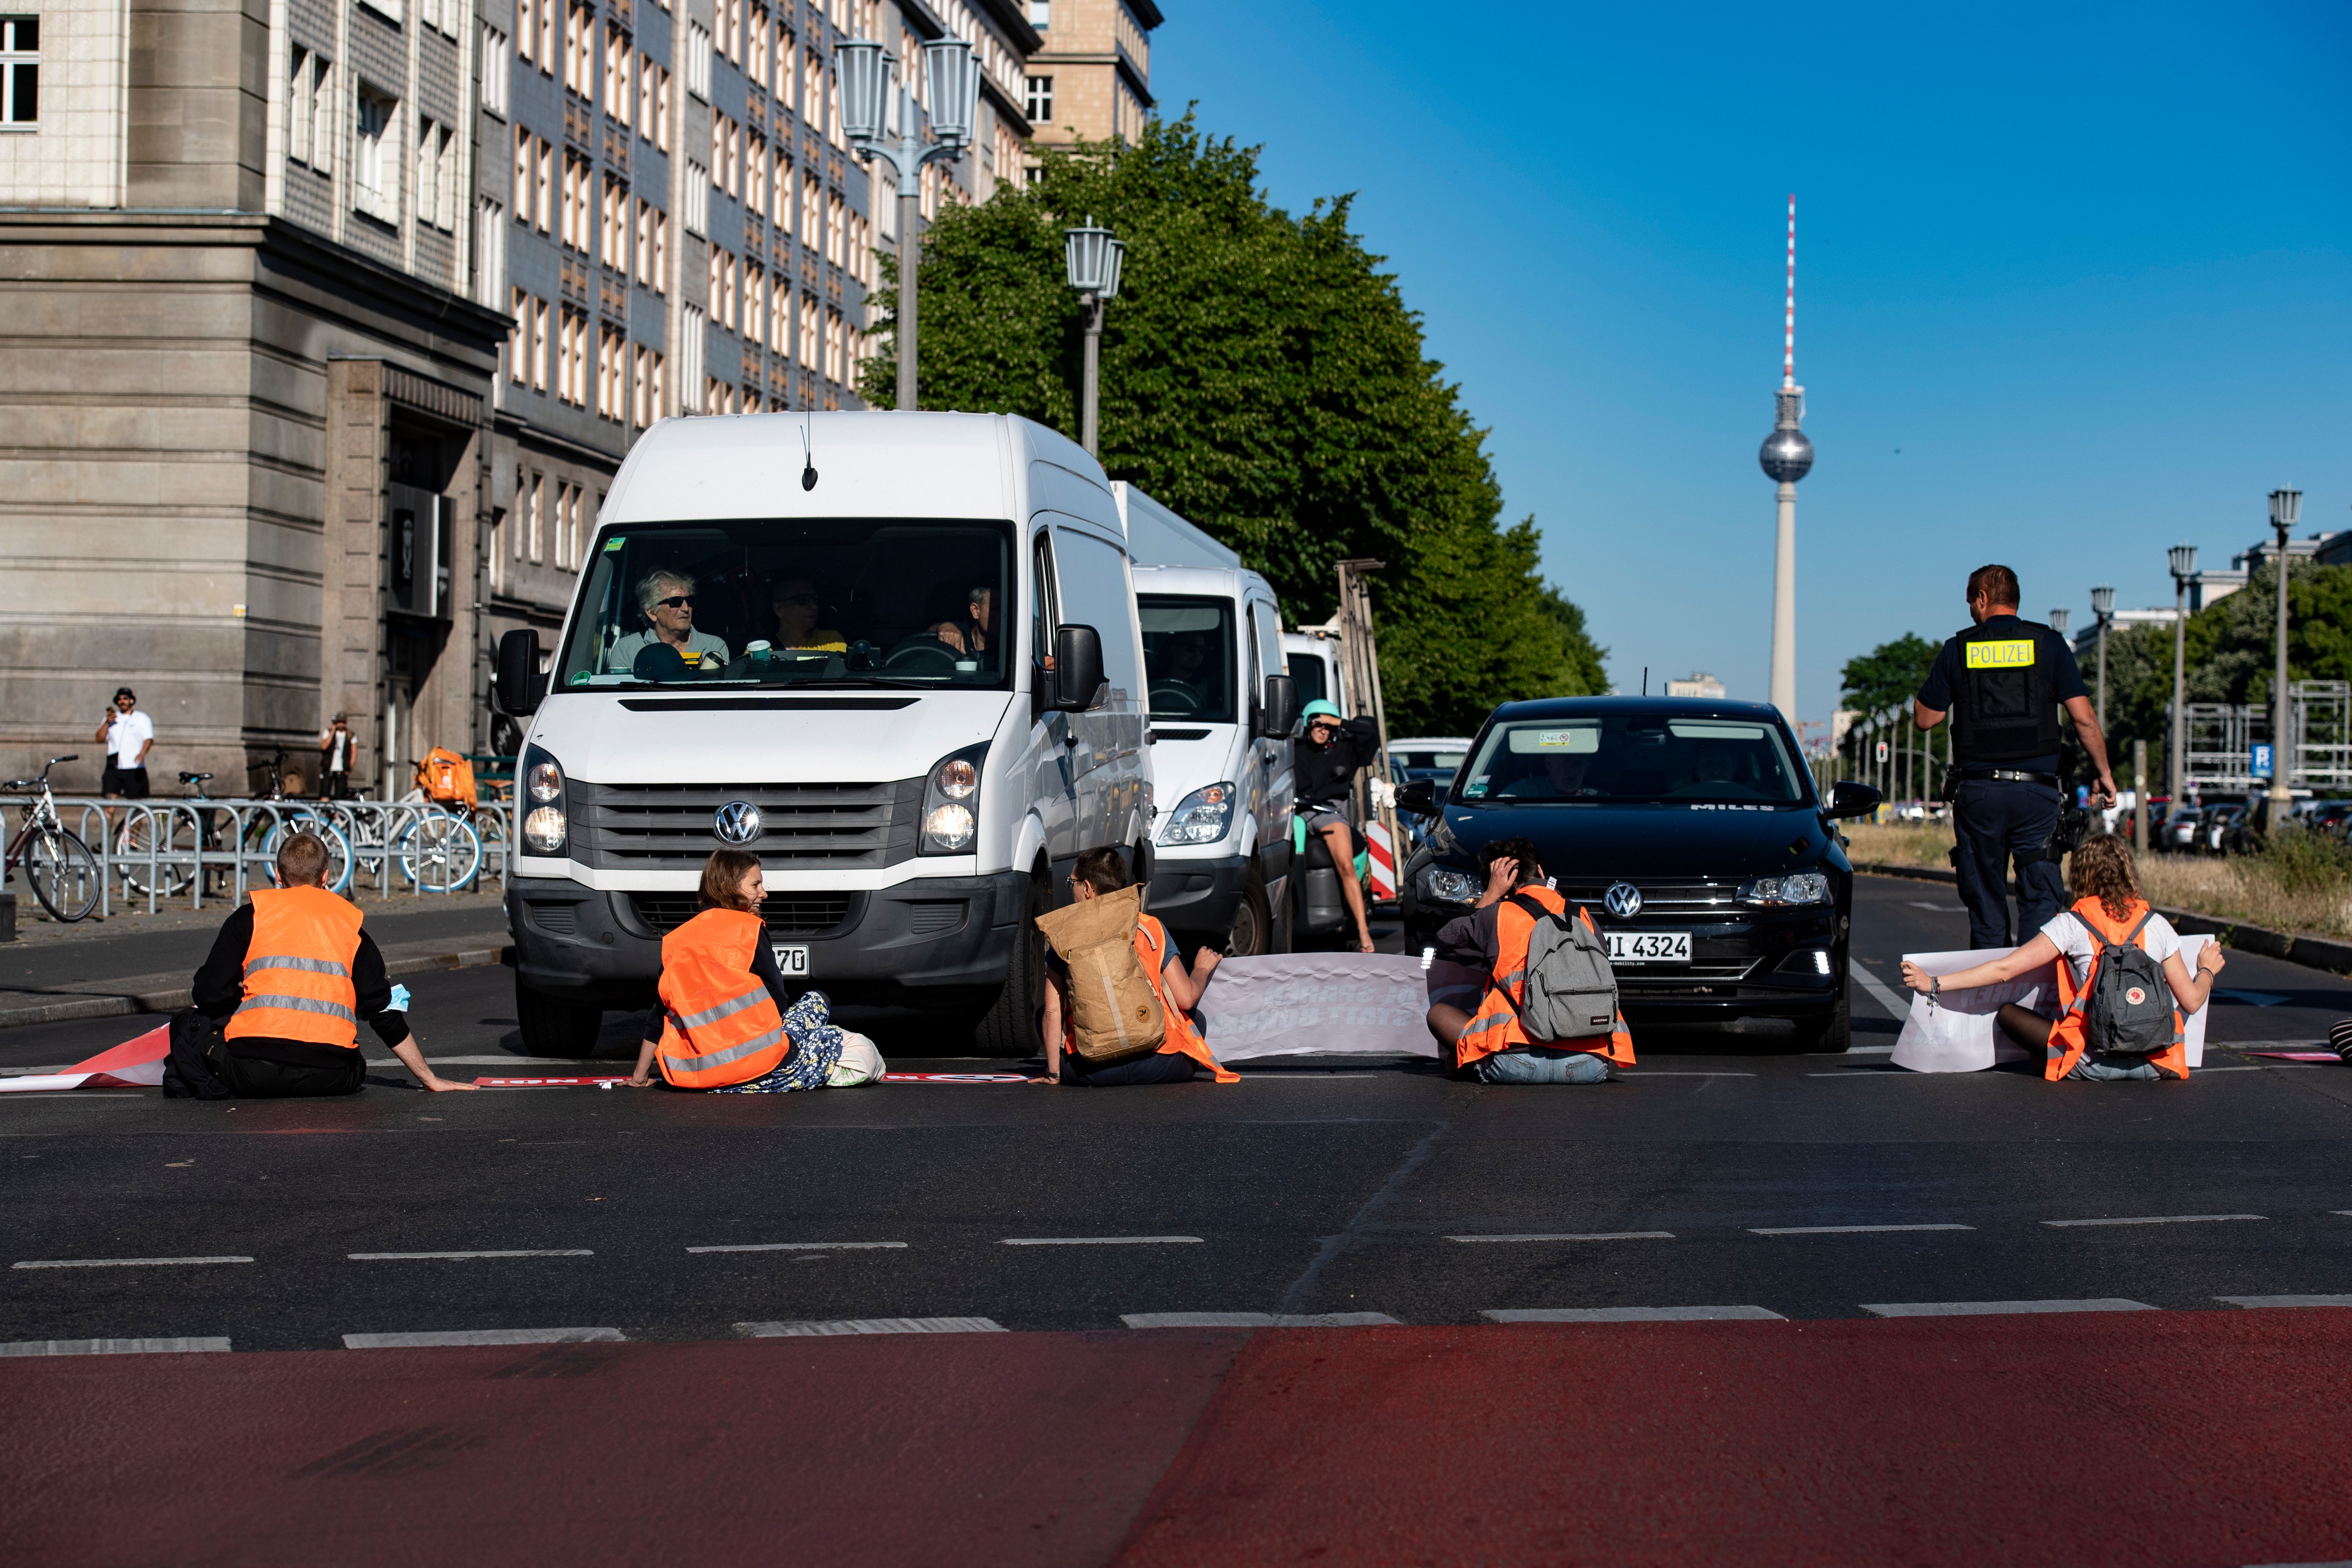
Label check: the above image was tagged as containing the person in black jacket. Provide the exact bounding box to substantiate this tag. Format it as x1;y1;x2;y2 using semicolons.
1294;700;1381;953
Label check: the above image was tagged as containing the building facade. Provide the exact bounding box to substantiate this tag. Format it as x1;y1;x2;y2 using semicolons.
1021;0;1152;157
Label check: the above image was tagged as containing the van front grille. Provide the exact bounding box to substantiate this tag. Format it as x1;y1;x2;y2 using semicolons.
571;779;921;869
1559;880;1742;919
629;893;854;936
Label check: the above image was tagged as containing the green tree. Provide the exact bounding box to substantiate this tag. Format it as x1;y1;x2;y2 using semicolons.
1839;634;1939;721
859;113;1607;732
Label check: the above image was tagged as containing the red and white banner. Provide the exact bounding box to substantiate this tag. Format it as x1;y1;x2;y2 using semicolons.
0;1024;170;1093
1365;822;1398;902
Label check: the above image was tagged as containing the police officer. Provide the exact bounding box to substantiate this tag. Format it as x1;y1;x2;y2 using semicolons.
1913;564;2116;949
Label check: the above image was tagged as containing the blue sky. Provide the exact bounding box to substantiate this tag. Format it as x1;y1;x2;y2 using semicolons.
1152;0;2352;735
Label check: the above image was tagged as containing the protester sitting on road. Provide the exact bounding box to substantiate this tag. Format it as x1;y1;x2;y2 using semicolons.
609;570;730;675
766;573;848;653
626;849;850;1092
1899;833;2224;1082
1036;847;1238;1086
170;833;473;1097
1295;700;1381;954
1424;838;1635;1083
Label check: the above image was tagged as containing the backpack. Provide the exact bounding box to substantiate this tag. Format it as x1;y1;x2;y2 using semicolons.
1034;886;1165;1067
416;747;477;808
2066;907;2178;1056
159;1008;233;1100
1500;893;1620;1042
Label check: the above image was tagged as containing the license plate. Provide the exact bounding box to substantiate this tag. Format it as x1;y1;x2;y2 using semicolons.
1607;931;1691;964
772;945;811;976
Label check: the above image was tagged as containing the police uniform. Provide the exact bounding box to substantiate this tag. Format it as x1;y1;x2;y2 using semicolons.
1916;614;2091;949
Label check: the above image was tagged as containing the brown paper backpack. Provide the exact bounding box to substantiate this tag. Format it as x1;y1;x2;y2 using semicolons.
1034;885;1165;1067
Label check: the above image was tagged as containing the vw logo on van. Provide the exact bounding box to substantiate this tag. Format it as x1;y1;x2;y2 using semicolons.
1603;882;1643;920
712;800;763;846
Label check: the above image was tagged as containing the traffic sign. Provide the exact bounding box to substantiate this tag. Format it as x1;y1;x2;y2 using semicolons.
2251;743;2274;780
1876;741;1889;764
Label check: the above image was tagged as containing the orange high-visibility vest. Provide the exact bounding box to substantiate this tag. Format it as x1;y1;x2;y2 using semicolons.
223;884;365;1049
655;907;791;1089
2043;896;2189;1082
1056;912;1239;1083
1455;885;1635;1070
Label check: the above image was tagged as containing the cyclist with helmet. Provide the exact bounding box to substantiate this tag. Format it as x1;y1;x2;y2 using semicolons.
1295;699;1381;953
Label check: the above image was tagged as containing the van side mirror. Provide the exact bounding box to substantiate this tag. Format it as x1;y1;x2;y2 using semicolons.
1824;780;1882;821
1258;673;1298;739
1053;624;1105;711
495;629;544;716
1396;779;1438;814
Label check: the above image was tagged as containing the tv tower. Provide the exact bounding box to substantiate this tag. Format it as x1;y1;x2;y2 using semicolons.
1758;193;1813;720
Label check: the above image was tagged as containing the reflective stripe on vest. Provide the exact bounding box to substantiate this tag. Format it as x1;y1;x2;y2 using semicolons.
223;885;366;1049
662;1024;789;1075
673;987;770;1033
655;907;791;1089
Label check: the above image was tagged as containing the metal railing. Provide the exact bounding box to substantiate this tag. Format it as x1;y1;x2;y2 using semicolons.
2;796;511;920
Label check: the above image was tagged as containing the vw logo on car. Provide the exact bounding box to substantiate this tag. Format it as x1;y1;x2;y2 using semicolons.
1603;881;1643;920
712;800;762;846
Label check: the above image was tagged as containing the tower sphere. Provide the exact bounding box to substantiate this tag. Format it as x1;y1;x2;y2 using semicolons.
1759;426;1813;484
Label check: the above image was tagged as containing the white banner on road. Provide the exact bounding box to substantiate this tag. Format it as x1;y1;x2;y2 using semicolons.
1195;954;1439;1060
1890;938;2211;1073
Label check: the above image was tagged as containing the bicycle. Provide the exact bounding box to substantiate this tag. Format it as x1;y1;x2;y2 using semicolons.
4;755;101;922
116;758;353;898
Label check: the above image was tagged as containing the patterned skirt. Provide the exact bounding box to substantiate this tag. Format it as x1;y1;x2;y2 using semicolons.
714;989;848;1094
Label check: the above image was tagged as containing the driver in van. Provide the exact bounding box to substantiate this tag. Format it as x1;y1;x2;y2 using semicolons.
931;584;994;656
610;570;730;675
766;574;847;653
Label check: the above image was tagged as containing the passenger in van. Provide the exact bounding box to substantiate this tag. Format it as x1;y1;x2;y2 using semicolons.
766;573;848;653
930;584;994;656
625;849;852;1092
1424;838;1633;1084
1294;699;1382;953
609;570;730;675
1898;833;2224;1081
1036;847;1238;1086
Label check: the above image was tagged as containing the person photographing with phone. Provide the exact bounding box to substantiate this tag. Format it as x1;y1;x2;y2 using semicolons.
96;687;153;800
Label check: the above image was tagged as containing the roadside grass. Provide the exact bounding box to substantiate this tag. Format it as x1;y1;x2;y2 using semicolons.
1843;822;2352;939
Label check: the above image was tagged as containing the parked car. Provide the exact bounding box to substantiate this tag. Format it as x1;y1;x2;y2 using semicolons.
1397;697;1881;1051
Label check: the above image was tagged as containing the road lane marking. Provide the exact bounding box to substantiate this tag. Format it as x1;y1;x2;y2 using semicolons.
686;1241;907;1253
999;1236;1203;1246
1906;901;1965;913
736;1318;1005;1336
1749;1223;1975;1235
0;1337;231;1356
1863;1299;2157;1317
1623;1071;1759;1078
2042;1214;2265;1228
1122;1312;1401;1328
1850;964;1914;1021
348;1250;594;1260
1448;1232;1674;1243
1844;1045;1897;1055
13;1256;253;1270
1485;1306;1785;1323
2217;1295;2352;1308
343;1327;623;1348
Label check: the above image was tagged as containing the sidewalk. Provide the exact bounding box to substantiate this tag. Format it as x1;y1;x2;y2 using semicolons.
0;889;512;1029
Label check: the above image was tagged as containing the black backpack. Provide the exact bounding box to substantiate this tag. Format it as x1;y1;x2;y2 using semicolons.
2064;909;2179;1057
159;1008;232;1100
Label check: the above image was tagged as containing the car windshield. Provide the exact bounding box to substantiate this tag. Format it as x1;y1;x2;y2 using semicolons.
1139;596;1236;723
1392;749;1468;785
1457;715;1807;806
553;519;1013;690
1287;650;1328;711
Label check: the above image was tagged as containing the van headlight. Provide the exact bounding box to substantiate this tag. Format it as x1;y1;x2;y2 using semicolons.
1159;783;1235;846
520;746;565;853
920;743;986;855
1416;863;1481;906
1740;870;1830;906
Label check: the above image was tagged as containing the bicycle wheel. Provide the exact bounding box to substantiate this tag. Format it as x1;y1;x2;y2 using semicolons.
396;811;482;893
27;827;100;921
114;814;193;897
262;814;354;894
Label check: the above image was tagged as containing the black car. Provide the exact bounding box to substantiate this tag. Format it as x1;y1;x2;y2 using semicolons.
1396;697;1881;1051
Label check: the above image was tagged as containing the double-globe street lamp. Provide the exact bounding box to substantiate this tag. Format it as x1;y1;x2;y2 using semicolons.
834;34;982;412
1062;218;1125;456
2267;487;2303;825
2167;544;2197;816
2090;584;2115;730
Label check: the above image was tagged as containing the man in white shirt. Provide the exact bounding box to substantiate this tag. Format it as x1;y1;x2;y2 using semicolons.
607;569;730;677
319;714;354;799
96;688;154;799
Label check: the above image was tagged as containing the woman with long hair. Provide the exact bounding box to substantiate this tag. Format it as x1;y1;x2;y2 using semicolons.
1899;834;2226;1081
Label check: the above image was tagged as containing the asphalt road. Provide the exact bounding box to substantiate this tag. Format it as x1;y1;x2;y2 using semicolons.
2;875;2348;1351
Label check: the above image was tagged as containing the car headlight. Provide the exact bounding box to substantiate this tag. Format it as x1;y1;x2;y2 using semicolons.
1159;782;1235;846
920;744;986;855
1416;863;1481;905
1740;870;1830;906
520;746;565;853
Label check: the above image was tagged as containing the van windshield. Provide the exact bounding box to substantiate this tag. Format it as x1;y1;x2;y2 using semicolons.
1139;596;1236;723
554;520;1014;689
1458;715;1807;806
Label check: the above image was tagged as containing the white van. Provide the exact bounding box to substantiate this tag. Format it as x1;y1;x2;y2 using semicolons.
491;411;1152;1056
1281;631;1344;719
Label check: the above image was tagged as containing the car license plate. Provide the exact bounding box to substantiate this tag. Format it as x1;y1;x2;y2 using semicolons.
772;945;811;976
1607;931;1690;964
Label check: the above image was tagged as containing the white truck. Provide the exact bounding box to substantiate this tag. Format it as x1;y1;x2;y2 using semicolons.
1120;486;1298;955
491;411;1153;1056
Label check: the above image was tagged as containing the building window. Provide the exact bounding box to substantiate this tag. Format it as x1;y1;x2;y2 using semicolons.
353;86;400;223
480;24;511;116
825;190;843;267
748;5;768;88
631;345;650;427
605;26;630;124
488;507;506;593
601;176;626;268
745;264;765;346
288;50;332;169
565;3;593;97
637;51;656;138
653;64;670;150
509;288;532;385
770;282;790;357
516;0;538;65
526;473;544;562
680;305;707;410
1026;1;1048;27
476;197;506;307
558;306;588;406
686;22;712;100
747;138;767;218
414;119;455;230
561;152;591;251
798;294;817;373
651;207;668;291
683;161;708;235
597;327;626;422
1024;74;1051;124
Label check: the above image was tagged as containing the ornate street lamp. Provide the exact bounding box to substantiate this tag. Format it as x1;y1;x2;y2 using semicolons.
2089;584;2115;730
834;35;981;411
2267;488;2303;822
1064;217;1124;456
2048;607;2071;638
2167;544;2197;810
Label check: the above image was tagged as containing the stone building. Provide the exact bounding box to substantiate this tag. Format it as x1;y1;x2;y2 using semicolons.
1021;0;1153;157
